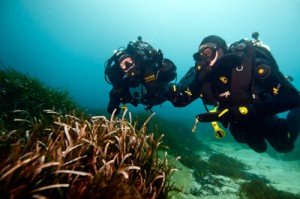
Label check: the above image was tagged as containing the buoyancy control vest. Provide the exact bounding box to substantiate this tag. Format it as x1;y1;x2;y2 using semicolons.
209;39;293;109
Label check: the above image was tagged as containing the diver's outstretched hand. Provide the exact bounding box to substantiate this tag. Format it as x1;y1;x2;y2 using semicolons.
196;112;219;122
196;105;256;123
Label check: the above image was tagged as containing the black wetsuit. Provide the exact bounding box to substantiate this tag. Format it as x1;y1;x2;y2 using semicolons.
170;45;300;153
106;47;176;114
209;46;300;153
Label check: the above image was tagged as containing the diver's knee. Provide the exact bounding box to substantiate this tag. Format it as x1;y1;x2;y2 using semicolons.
249;143;267;153
287;106;300;121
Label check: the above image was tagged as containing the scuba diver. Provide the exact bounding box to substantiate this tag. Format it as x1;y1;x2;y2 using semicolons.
105;36;177;115
168;33;300;153
168;35;228;108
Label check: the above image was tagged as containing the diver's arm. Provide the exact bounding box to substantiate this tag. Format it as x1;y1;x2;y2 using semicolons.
169;86;199;107
167;67;201;107
197;64;300;123
107;87;136;114
107;90;121;114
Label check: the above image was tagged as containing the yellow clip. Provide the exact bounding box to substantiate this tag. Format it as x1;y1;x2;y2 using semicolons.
192;107;226;139
210;107;226;139
211;121;225;139
219;76;228;84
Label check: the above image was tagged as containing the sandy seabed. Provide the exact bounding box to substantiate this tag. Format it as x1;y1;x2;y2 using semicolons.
168;141;300;199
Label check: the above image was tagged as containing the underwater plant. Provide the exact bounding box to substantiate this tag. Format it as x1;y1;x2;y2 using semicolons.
0;68;83;132
191;152;250;187
132;111;211;168
0;68;86;161
0;108;180;198
190;153;271;197
208;153;248;179
239;179;300;199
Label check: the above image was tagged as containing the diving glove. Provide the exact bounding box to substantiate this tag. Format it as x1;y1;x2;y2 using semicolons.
196;112;220;122
196;105;256;123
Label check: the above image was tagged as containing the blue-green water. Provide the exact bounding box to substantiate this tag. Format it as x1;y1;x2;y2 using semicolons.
1;1;300;197
1;0;300;121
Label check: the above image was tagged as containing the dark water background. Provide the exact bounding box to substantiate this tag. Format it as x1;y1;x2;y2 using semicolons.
1;0;300;126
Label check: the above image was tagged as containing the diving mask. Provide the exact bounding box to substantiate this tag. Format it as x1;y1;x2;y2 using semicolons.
193;43;219;67
119;55;135;72
199;43;218;61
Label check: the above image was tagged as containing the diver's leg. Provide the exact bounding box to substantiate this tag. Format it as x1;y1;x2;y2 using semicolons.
107;88;129;114
265;107;300;153
229;123;267;153
265;117;294;153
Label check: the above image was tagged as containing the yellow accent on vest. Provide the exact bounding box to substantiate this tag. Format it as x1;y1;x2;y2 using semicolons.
197;65;202;70
218;109;229;117
199;93;203;98
258;68;265;75
239;106;248;115
210;107;218;112
185;90;192;96
173;85;177;92
144;74;155;82
273;87;279;95
131;72;135;76
219;76;228;84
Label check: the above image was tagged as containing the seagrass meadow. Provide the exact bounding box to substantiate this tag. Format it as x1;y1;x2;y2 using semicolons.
0;68;181;198
1;68;300;199
0;109;181;198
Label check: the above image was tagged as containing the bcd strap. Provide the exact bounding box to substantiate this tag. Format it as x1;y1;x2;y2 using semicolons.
230;45;255;105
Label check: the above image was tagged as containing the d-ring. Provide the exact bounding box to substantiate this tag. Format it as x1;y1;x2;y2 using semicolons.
236;65;243;71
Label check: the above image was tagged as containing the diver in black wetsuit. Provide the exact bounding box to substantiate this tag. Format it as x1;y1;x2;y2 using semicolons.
105;36;177;115
168;34;300;153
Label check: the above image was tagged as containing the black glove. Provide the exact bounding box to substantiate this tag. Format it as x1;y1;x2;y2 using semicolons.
130;98;139;107
196;112;220;122
196;105;256;123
